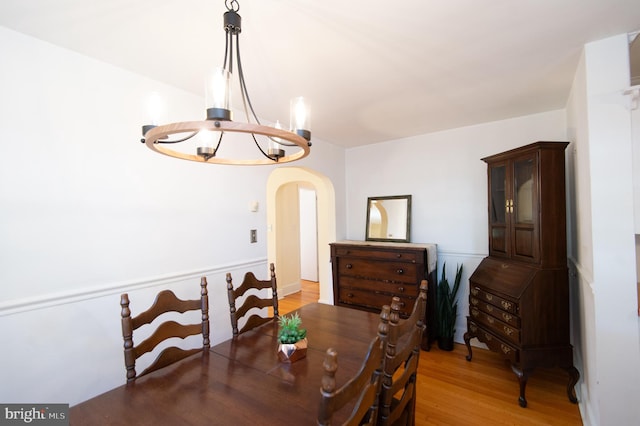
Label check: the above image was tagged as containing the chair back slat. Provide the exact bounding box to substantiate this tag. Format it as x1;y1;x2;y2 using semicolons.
237;314;275;335
120;277;209;382
131;290;201;329
137;346;203;378
134;321;203;358
234;294;277;319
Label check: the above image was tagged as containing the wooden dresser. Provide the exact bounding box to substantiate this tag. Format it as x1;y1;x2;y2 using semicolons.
330;240;437;350
463;141;579;407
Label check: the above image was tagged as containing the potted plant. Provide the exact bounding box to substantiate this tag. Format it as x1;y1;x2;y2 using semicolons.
277;313;308;362
436;262;463;351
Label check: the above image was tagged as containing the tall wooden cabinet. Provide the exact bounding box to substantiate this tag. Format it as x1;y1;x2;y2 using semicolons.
463;141;579;407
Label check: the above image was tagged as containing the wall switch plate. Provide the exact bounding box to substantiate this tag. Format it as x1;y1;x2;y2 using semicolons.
250;229;257;243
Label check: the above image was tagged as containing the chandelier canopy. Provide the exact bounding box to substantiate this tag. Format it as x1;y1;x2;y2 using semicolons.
141;0;311;165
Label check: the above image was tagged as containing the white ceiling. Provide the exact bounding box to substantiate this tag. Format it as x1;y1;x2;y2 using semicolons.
1;0;639;148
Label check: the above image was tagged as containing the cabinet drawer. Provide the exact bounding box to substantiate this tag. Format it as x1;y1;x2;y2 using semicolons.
333;247;420;263
339;276;418;297
469;296;520;328
338;258;419;283
470;307;520;344
468;320;519;364
469;286;518;314
338;287;415;317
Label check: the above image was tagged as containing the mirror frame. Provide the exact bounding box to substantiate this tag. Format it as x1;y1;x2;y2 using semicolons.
365;195;412;243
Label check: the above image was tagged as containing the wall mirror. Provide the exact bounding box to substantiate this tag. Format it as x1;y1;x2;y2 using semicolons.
365;195;411;242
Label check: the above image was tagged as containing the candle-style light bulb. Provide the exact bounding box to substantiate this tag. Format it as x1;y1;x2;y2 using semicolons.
196;129;219;160
268;120;285;159
290;96;311;141
206;67;232;121
142;92;166;136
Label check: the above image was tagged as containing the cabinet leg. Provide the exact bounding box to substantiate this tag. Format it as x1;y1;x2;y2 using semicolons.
463;332;473;361
564;365;580;404
511;365;531;408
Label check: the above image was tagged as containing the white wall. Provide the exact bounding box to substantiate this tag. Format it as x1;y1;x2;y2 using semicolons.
345;109;567;343
0;26;346;405
566;34;640;426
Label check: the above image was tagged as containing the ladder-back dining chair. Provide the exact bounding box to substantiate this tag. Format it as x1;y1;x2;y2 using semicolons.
226;263;279;337
378;280;428;426
120;277;210;383
317;305;390;426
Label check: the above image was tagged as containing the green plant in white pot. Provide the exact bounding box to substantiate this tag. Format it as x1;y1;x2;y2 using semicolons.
436;262;463;351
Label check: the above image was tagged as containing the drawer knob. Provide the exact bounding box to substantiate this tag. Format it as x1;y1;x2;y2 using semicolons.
485;294;493;301
396;269;404;275
347;293;354;298
397;286;405;293
346;264;353;269
501;301;513;310
396;254;402;258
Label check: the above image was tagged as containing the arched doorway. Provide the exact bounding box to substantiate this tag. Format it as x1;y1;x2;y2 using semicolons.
266;167;336;304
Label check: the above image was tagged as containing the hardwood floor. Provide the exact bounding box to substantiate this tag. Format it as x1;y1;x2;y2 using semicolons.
281;280;583;426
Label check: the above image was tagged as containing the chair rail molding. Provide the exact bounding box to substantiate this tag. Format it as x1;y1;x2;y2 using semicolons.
0;258;267;317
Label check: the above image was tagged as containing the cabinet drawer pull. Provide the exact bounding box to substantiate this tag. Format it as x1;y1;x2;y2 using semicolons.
486;305;493;312
500;344;512;355
347;293;354;298
346;264;353;269
501;301;513;310
396;269;404;275
485;294;493;301
503;326;514;336
397;286;405;293
471;298;479;306
487;317;494;324
502;313;513;322
471;309;479;317
471;288;479;296
398;301;405;308
396;253;402;258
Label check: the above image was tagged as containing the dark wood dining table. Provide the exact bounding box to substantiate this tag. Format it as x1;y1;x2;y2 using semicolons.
70;303;381;425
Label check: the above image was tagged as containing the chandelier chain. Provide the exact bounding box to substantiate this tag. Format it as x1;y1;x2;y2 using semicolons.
225;0;239;12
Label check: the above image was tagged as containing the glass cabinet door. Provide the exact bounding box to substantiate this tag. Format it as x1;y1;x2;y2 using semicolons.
488;163;508;257
511;155;538;262
514;158;534;224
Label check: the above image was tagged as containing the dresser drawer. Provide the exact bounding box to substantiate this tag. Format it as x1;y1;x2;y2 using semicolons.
339;276;418;297
338;287;415;317
469;286;518;314
338;258;418;283
333;247;420;263
470;307;520;345
468;319;519;364
469;296;521;328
